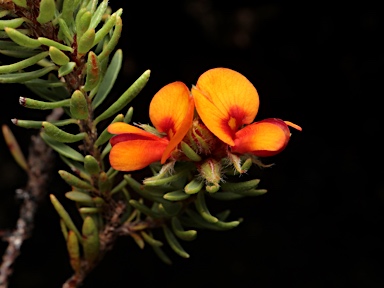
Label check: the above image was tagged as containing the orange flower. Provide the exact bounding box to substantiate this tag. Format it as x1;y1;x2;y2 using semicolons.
192;68;301;157
108;82;194;171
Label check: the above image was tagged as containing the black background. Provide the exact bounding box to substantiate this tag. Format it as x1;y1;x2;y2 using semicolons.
1;1;384;287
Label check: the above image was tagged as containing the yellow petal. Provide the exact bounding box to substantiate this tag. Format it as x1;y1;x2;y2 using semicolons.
192;68;259;145
232;118;290;157
109;139;168;171
149;81;192;137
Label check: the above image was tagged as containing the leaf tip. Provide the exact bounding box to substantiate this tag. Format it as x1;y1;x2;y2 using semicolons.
19;97;26;106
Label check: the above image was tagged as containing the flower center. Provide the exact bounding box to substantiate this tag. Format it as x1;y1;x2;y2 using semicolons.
228;117;237;131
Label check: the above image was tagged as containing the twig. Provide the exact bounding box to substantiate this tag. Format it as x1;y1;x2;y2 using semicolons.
0;108;64;288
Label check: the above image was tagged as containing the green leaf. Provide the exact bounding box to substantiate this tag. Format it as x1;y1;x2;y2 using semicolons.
58;62;76;77
23;78;66;88
0;18;25;30
94;113;124;146
49;46;70;66
50;194;82;242
38;37;74;52
83;51;100;92
180;141;202;162
84;155;100;176
184;177;204;195
232;188;268;196
89;0;108;29
151;245;172;265
162;225;190;258
97;15;122;62
4;27;41;48
59;170;94;190
171;217;197;241
129;199;161;218
184;209;240;231
11;118;77;129
77;28;95;55
0;65;56;83
1;124;28;171
59;154;91;181
0;49;39;58
65;191;94;204
82;216;100;264
140;231;163;247
42;121;87;143
40;132;85;162
92;49;122;109
11;0;28;8
70;90;89;120
220;179;261;192
195;190;218;223
61;0;77;26
0;51;49;73
25;82;67;102
163;190;190;201
0;39;39;51
76;10;91;40
208;191;244;201
94;69;150;125
92;13;117;47
37;0;56;24
66;230;81;273
20;97;70;110
58;18;74;45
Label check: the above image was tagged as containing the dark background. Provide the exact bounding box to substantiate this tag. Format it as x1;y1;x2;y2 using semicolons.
1;1;384;287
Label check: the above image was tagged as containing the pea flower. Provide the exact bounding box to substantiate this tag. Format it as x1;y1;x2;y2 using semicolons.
191;67;302;158
108;82;194;171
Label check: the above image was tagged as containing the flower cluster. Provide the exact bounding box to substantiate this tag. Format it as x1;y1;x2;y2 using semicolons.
108;68;301;181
